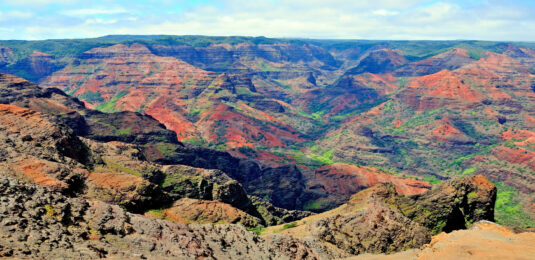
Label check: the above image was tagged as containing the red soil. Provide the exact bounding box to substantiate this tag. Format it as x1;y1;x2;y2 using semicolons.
408;70;483;102
313;163;431;197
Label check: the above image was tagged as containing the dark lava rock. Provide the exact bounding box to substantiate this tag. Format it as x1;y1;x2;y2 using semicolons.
0;174;340;259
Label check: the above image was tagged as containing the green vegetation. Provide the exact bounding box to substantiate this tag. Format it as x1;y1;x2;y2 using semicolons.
280;222;297;231
101;158;142;177
188;107;204;119
392;108;442;135
302;198;333;211
147;209;166;218
160;173;203;190
44;204;56;217
237;146;257;157
446;144;497;170
258;61;282;72
423;176;442;185
78;91;104;103
247;225;266;235
467;192;478;200
493;181;535;228
95;90;129;113
309;149;334;165
329;97;390;123
117;127;133;136
154;142;178;157
182;137;205;146
462;167;477;176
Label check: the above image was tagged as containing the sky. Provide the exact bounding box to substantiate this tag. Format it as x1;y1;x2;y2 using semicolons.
0;0;534;41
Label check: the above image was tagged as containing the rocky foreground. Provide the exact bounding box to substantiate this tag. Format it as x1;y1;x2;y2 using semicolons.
348;221;535;260
0;174;338;259
0;170;511;259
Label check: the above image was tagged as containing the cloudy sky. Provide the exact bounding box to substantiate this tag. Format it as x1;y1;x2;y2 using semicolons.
0;0;534;41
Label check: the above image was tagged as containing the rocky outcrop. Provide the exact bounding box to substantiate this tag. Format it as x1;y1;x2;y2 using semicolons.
159;198;262;227
160;164;251;209
157;144;311;210
405;175;497;233
0;104;90;194
0;174;339;259
82;110;180;145
249;196;313;226
267;175;496;255
158;163;313;226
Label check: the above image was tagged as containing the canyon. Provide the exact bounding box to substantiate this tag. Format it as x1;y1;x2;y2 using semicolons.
0;35;534;258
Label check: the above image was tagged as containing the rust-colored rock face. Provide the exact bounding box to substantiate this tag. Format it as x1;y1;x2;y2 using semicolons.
43;43;212;138
28;51;55;77
0;104;89;193
313;163;431;197
160;198;261;227
42;43;305;149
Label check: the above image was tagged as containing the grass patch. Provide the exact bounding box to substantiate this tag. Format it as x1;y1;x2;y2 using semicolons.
101;158;142;177
462;167;477;176
280;222;297;231
247;225;266;235
145;209;170;220
95;90;129;113
182;137;205;146
309;149;334;165
493;181;535;228
154;142;178;157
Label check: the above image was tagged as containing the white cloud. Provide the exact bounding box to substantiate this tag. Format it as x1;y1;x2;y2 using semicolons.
61;8;127;16
84;18;117;25
5;0;76;5
372;9;399;16
1;0;535;41
0;10;33;21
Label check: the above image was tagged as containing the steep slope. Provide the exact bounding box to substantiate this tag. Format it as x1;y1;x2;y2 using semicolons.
345;49;408;75
264;175;496;255
309;48;535;227
41;43;308;150
0;72;329;221
0;46;12;66
305;163;431;210
0;72;503;259
0;75;324;229
395;48;475;76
